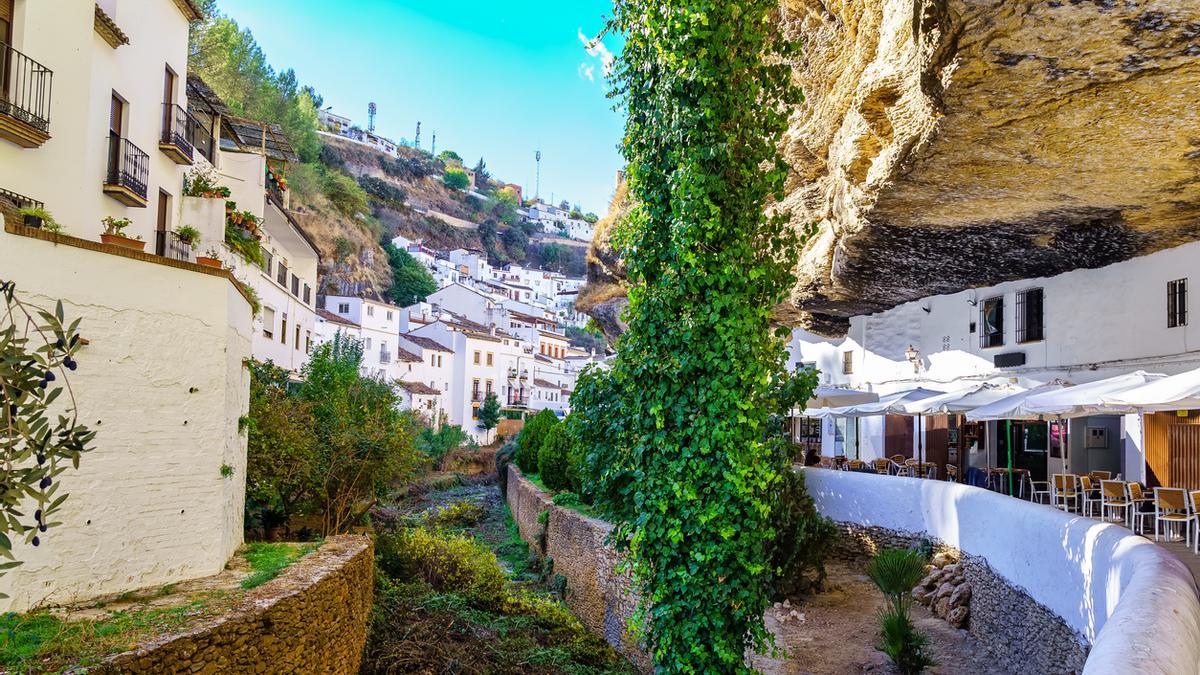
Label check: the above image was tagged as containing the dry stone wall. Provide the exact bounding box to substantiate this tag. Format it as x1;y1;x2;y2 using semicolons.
95;535;373;675
505;465;651;672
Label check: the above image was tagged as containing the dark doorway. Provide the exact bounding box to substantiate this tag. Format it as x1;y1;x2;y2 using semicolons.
996;421;1049;483
884;415;914;459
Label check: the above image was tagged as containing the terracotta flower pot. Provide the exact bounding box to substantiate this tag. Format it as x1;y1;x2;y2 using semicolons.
100;233;146;251
196;256;223;269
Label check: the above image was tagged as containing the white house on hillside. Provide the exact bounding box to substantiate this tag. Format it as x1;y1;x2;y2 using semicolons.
320;295;403;379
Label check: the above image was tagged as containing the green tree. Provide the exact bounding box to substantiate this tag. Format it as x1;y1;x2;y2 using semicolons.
413;424;472;471
243;360;317;536
472;157;491;187
438;150;463;164
570;2;806;670
538;423;572;491
443;168;470;191
501;225;528;262
477;393;502;444
322;170;370;217
515;409;558;473
384;244;437;307
566;325;606;354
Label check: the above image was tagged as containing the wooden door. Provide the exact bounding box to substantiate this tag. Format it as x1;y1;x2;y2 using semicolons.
155;190;170;255
1145;411;1200;488
924;415;949;468
1168;426;1200;491
1;0;13;99
884;415;914;459
110;93;123;136
162;67;176;135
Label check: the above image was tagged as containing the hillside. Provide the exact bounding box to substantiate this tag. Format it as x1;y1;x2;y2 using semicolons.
288;135;587;300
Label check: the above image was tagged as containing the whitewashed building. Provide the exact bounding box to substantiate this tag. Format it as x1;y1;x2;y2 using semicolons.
793;238;1200;487
320;295;403;380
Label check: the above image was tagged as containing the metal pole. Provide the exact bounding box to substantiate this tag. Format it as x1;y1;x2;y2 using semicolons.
918;414;924;476
855;416;861;461
1007;419;1014;496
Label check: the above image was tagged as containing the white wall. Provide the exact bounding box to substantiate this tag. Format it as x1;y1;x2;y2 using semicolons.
0;227;252;611
804;469;1200;674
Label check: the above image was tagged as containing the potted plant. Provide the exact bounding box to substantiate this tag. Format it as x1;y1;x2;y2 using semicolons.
100;216;144;251
197;247;223;269
175;225;201;249
19;206;55;230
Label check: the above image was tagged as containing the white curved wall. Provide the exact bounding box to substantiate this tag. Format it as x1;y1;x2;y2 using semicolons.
804;469;1200;674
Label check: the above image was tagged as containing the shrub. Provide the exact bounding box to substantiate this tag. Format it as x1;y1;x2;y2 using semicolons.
357;175;407;207
376;528;506;610
413;424;472;471
538;424;572;491
496;439;518;492
322;169;370;217
867;548;927;614
443;168;470;191
877;610;935;674
515;409;558;474
770;466;838;598
428;500;486;528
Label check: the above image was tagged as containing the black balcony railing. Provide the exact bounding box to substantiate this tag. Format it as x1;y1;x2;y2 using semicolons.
155;229;192;262
0;41;53;134
160;102;195;160
472;391;483;403
105;134;149;200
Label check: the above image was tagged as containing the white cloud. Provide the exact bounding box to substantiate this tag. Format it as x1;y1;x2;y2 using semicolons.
577;63;596;82
577;28;614;79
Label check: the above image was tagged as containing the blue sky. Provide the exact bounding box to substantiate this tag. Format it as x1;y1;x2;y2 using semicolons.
215;0;624;216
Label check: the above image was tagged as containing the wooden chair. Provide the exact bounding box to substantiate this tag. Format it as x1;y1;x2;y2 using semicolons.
1190;490;1200;555
944;464;959;483
847;459;865;471
1079;476;1103;517
1154;487;1191;543
1052;474;1080;512
1100;480;1132;526
871;458;891;474
1026;473;1052;505
1089;470;1112;482
890;454;906;465
818;456;833;469
1127;483;1156;535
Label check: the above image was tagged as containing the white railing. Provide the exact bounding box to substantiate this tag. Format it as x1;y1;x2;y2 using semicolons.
803;469;1200;674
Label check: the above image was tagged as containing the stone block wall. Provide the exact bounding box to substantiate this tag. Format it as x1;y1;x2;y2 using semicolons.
506;465;651;672
96;535;373;674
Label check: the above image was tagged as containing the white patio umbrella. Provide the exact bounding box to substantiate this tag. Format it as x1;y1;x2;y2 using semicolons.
1101;366;1200;411
805;386;878;409
900;381;1027;415
1023;371;1167;418
805;387;945;463
965;383;1068;422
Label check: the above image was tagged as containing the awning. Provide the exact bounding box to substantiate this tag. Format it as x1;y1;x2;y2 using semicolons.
901;381;1027;415
1023;371;1166;418
1102;366;1200;411
805;386;879;409
806;387;944;418
965;383;1068;421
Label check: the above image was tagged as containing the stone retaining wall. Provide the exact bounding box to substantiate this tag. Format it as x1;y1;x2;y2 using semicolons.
96;535;374;674
506;465;651;672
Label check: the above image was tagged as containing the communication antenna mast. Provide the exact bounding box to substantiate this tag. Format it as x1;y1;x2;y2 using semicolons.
414;121;422;150
367;102;377;133
535;149;542;200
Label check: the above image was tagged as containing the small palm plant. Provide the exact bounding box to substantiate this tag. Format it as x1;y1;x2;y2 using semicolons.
867;548;936;674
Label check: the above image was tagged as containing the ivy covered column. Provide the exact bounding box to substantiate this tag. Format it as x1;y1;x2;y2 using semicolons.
577;1;803;671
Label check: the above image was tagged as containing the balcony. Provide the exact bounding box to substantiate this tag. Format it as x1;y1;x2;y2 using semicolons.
472;391;483;403
159;103;197;165
154;229;192;262
103;134;149;207
379;349;391;365
0;41;53;148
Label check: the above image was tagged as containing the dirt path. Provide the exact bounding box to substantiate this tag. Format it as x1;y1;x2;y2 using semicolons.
751;564;1009;675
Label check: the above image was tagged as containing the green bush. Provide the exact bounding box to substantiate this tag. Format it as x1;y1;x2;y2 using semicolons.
496;439;518;493
515;409;558;474
770;466;838;598
428;500;486;528
868;548;934;674
322;169;369;216
877;609;935;674
537;424;572;491
443;168;470;191
376;528;506;610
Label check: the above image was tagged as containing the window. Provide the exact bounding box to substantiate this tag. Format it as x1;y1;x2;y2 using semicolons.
303;284;311;305
262;307;275;339
305;331;312;354
338;302;350;314
1169;278;1189;328
1016;288;1045;343
486;352;494;366
386;310;393;320
486;380;494;395
367;305;374;317
291;274;299;297
365;337;372;351
280;314;288;345
0;0;11;45
294;325;301;351
437;355;443;367
842;351;854;375
263;250;273;276
473;350;481;365
979;296;1004;348
276;262;288;286
430;354;436;366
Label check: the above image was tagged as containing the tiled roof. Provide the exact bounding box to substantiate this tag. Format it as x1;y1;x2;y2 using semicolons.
317;308;358;327
396;347;423;363
533;378;559;388
396;380;441;395
404;335;453;353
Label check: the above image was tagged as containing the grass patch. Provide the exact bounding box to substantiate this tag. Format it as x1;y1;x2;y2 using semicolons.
525;474;596;518
494;507;533;579
240;542;319;589
0;596;225;672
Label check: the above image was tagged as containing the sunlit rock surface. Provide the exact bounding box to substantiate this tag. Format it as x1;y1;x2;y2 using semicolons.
779;0;1200;335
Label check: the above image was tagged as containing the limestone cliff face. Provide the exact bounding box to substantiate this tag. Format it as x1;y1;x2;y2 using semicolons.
576;180;631;342
586;0;1200;337
780;0;1200;335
